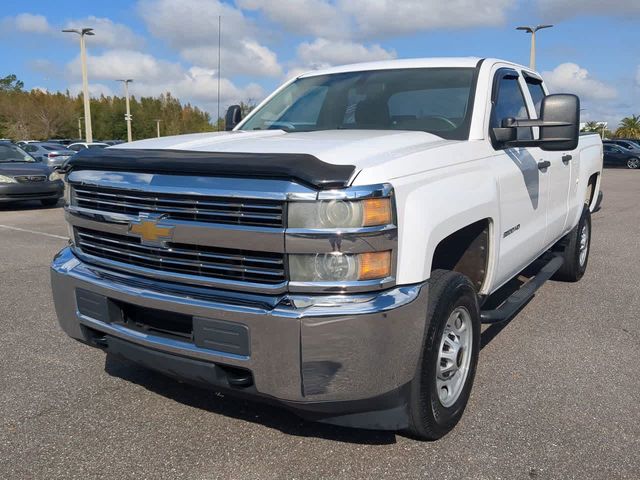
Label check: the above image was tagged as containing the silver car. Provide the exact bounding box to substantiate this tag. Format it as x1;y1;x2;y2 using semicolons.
21;142;75;167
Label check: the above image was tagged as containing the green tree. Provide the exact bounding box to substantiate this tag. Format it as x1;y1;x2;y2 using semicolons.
615;114;640;139
0;74;24;92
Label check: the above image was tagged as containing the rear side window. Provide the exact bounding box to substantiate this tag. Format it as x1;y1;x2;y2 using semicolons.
491;73;532;141
525;79;545;117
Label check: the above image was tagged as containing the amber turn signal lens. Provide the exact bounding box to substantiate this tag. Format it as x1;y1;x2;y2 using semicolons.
358;251;392;280
362;198;392;226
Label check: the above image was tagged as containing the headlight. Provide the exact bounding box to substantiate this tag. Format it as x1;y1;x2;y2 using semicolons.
0;175;17;184
49;171;62;182
288;198;392;228
289;251;391;282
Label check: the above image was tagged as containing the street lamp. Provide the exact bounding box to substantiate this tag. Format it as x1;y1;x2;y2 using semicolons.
62;27;94;143
117;79;134;143
154;119;161;138
516;24;553;71
77;117;83;140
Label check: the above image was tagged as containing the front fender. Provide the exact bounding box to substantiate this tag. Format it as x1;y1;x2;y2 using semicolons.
392;162;500;290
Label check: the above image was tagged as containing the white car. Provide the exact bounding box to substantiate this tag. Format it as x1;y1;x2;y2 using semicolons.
51;57;602;440
67;142;109;152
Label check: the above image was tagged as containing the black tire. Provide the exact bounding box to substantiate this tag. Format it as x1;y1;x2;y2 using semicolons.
406;269;480;440
553;206;591;282
627;157;640;169
41;198;59;207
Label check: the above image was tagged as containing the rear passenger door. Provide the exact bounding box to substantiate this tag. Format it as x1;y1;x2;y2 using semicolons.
488;68;549;285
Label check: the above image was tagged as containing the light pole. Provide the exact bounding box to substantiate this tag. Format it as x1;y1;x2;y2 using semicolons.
62;27;94;143
117;79;133;142
516;24;553;71
155;119;161;138
77;117;83;139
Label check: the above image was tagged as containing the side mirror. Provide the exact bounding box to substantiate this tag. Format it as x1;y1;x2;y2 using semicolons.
494;94;580;151
225;105;242;131
538;94;580;151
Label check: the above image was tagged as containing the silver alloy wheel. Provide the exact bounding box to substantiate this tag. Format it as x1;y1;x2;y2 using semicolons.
579;223;589;267
436;306;473;408
628;158;640;169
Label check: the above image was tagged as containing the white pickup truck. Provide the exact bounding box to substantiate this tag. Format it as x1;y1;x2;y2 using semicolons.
52;57;603;440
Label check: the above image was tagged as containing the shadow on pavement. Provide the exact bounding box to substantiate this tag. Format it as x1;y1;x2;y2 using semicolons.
0;199;62;211
104;353;398;445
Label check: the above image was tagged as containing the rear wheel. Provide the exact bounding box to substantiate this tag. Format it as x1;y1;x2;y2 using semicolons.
406;270;480;440
627;157;640;169
553;206;591;282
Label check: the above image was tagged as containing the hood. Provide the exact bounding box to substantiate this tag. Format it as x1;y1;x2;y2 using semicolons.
0;162;51;176
116;129;456;172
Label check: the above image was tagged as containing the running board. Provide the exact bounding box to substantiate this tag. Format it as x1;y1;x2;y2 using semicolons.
480;255;564;324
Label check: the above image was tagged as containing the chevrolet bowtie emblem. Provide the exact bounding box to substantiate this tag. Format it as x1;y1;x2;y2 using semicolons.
128;216;174;245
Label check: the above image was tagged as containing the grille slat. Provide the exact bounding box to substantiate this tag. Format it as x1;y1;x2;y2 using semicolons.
75;227;286;285
72;185;284;227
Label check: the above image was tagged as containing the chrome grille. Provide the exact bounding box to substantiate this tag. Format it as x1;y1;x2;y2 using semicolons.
72;184;284;227
75;227;286;285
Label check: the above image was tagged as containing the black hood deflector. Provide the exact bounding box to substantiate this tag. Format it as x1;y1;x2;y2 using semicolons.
63;148;357;190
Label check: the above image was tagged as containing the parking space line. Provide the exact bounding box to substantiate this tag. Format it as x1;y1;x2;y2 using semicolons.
0;224;68;240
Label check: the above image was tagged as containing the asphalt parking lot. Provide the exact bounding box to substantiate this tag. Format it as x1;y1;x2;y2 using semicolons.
0;168;638;480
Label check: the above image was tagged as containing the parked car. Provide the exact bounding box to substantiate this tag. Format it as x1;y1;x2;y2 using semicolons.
102;140;126;145
47;138;78;146
16;140;39;147
605;139;640;152
0;141;64;206
68;142;109;152
603;143;640;169
52;57;602;440
20;142;76;167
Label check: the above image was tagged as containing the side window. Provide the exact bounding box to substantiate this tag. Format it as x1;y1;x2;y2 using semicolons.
525;79;545;117
24;145;37;152
491;73;533;141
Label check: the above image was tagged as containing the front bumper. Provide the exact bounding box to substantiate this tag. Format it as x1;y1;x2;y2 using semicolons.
51;247;428;429
0;180;63;203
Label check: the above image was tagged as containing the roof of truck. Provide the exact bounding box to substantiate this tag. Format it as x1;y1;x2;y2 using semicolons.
298;57;531;78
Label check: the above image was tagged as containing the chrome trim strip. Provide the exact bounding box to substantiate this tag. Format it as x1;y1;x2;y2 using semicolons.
315;183;393;200
285;225;397;254
68;170;318;201
288;277;395;294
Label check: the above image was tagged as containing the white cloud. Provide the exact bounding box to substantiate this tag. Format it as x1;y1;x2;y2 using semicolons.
238;0;348;39
542;63;617;101
69;82;115;98
67;50;184;83
537;0;640;19
138;0;281;77
13;13;51;33
342;0;515;38
297;38;396;68
63;16;144;49
181;40;282;77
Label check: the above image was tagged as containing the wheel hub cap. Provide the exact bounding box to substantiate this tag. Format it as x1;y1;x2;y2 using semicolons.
436;306;473;407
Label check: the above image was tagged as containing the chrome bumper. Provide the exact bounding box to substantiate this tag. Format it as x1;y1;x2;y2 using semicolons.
51;247;428;405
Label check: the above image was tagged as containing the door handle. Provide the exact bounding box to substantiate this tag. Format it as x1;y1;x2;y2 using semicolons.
537;160;551;170
562;154;573;163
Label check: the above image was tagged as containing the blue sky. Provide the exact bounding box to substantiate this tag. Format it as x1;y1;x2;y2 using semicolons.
1;0;639;128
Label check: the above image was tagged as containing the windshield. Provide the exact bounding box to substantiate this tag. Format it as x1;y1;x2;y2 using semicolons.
240;67;477;140
0;144;36;163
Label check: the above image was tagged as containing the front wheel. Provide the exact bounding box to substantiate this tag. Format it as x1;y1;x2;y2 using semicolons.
406;270;480;440
627;157;640;169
